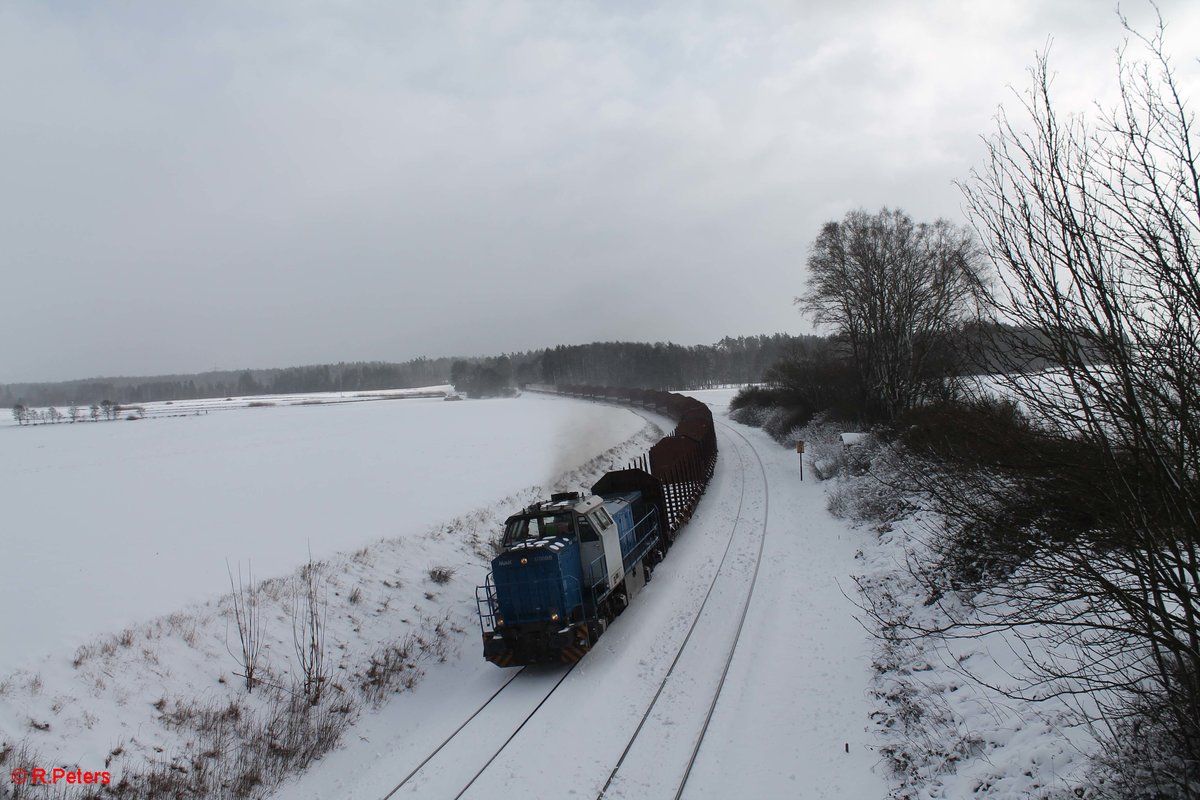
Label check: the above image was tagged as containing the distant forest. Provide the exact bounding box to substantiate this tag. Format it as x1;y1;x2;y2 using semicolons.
1;334;816;407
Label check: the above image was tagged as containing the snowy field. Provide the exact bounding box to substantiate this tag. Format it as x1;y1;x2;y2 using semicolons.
0;391;644;676
1;388;899;799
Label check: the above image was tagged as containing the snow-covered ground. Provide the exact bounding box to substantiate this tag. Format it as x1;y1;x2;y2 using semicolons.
0;391;660;792
1;388;894;799
0;391;643;677
269;388;887;799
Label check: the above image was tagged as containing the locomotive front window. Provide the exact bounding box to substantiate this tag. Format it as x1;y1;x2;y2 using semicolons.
503;513;575;545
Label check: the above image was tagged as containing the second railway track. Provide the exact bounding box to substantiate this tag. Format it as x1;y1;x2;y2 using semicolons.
378;410;772;800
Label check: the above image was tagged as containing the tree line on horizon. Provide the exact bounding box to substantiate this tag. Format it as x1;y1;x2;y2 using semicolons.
2;334;820;409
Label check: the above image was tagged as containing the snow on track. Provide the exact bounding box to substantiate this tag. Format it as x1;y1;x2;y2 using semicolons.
451;424;758;799
273;392;886;800
383;665;576;799
683;393;886;798
597;422;769;799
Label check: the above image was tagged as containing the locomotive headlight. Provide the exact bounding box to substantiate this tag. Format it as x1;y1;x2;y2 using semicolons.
520;558;528;566
550;612;559;621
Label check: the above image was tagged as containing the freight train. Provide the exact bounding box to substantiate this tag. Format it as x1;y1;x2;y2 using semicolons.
475;385;717;666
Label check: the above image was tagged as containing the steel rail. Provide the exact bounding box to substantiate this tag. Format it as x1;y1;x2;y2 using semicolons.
671;420;770;799
596;421;765;799
450;663;579;799
379;667;527;799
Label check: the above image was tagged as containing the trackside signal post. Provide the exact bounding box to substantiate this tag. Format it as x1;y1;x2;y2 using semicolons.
796;440;805;480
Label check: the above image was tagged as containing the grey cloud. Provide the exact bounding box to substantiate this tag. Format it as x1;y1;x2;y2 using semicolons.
2;0;1197;381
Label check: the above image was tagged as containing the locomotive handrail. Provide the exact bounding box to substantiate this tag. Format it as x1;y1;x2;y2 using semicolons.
622;507;661;571
476;574;498;634
584;551;611;605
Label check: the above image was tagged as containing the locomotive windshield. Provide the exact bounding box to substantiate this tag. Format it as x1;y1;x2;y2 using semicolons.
503;512;575;546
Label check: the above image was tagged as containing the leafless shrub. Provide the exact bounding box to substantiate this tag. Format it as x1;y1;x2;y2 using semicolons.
957;20;1200;787
226;561;264;693
348;586;362;605
1090;681;1200;800
257;576;288;603
359;635;417;706
72;644;94;669
292;557;329;705
129;686;356;799
427;566;454;585
415;617;453;664
824;448;908;526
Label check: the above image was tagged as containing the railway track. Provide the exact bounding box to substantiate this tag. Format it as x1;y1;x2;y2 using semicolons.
378;418;765;800
379;665;576;799
596;419;771;799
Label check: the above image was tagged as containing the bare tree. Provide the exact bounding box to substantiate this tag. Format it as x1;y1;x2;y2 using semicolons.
68;404;80;423
292;556;328;705
226;561;264;693
960;16;1200;794
798;208;985;422
12;404;27;425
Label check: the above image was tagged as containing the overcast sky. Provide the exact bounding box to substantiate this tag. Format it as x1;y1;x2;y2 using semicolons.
2;1;1197;383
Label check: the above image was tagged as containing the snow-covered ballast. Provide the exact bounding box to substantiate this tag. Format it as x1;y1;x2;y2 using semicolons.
476;385;717;666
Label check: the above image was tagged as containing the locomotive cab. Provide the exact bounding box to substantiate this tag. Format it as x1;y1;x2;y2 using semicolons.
477;480;665;666
497;494;624;610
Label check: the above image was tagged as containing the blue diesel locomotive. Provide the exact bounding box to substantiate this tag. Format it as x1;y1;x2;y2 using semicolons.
476;469;667;666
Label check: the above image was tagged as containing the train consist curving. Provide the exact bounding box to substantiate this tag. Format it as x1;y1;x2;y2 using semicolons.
475;385;718;666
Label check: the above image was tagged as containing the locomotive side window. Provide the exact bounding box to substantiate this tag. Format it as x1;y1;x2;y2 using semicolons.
589;508;614;531
577;515;599;542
